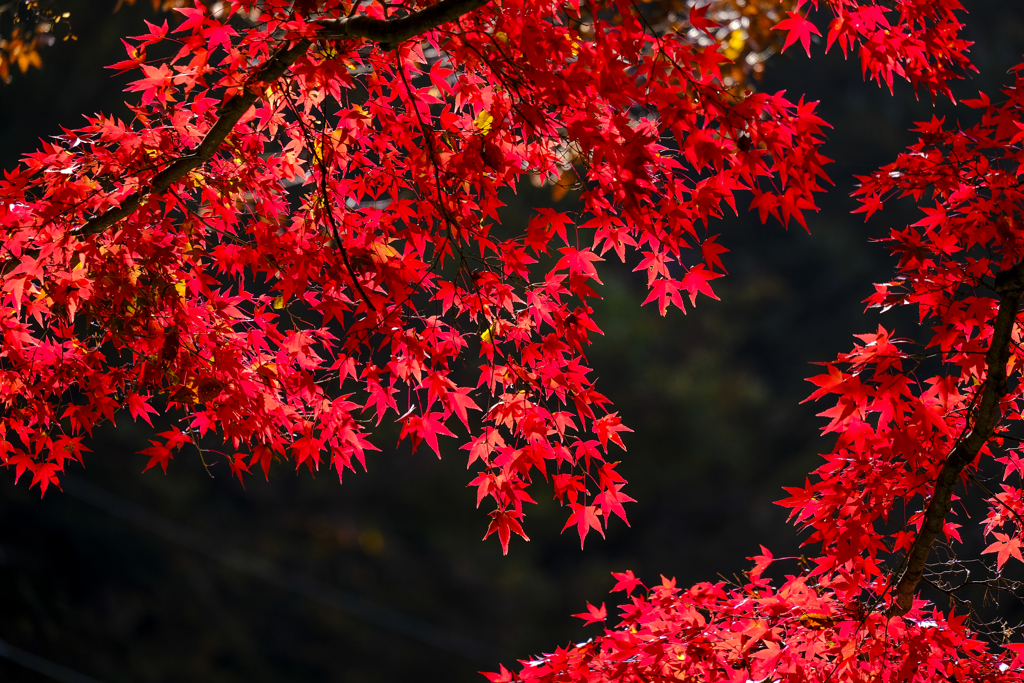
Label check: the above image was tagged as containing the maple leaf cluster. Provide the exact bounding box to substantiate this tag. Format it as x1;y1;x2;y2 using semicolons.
532;0;806;200
488;567;1013;683
0;0;829;553
489;0;1024;682
794;68;1024;601
572;0;802;95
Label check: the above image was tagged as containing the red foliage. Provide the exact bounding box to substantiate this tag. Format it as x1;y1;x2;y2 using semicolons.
4;0;1024;679
0;0;830;552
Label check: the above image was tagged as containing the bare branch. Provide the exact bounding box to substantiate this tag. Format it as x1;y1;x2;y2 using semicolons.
319;0;491;49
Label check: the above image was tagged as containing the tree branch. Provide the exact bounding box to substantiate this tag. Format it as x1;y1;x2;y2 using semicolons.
78;39;311;238
76;0;491;239
889;260;1024;616
319;0;491;49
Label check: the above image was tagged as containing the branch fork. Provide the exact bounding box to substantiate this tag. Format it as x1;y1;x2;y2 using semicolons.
76;0;491;238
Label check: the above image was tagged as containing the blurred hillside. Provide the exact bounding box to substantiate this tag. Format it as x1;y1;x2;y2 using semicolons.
1;2;1023;682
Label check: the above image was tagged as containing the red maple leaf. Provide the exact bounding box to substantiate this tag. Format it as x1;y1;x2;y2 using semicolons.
173;5;206;34
126;393;159;427
593;413;632;451
983;532;1024;571
775;12;821;58
483;509;529;555
572;602;607;626
30;462;62;496
594;484;634;526
140;442;174;474
610;570;644;596
563;503;605;548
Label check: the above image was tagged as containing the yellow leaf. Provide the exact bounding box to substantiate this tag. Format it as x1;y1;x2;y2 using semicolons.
481;321;500;343
474;110;494;135
369;239;399;264
255;363;278;381
127;265;143;286
273;296;285;309
799;613;836;630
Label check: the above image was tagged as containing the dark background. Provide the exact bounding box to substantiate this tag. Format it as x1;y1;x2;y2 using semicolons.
1;2;1023;681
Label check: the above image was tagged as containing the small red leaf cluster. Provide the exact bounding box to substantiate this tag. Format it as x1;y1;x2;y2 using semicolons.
790;0;974;96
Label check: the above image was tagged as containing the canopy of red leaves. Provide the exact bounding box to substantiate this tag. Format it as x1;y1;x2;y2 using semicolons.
7;0;1024;680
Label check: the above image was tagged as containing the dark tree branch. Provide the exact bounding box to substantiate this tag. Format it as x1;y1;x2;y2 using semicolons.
78;39;312;238
319;0;491;49
76;0;491;239
889;260;1024;616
